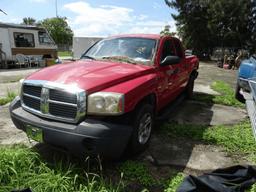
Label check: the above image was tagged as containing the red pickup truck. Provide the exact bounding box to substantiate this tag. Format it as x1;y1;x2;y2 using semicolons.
10;34;199;158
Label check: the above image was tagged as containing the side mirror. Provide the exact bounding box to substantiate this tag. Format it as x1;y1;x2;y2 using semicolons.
161;56;180;66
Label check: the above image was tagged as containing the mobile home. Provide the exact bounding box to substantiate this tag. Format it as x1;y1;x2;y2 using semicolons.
0;22;57;68
73;37;103;59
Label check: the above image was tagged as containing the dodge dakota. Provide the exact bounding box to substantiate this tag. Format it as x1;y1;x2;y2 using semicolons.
10;34;199;158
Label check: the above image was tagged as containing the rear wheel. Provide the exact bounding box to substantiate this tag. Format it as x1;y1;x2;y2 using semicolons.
128;104;154;154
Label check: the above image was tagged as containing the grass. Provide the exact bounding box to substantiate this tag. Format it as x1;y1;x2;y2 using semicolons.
119;161;157;187
58;51;72;57
161;120;256;162
0;90;17;106
0;145;185;192
0;145;124;192
164;173;184;192
193;81;244;108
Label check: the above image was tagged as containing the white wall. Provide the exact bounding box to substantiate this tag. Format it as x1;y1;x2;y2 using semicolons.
0;28;12;60
73;37;103;59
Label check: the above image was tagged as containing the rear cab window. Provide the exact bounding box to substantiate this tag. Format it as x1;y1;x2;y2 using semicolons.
173;38;184;58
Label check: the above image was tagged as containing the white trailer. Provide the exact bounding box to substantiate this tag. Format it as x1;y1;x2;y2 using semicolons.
0;22;57;68
72;37;103;59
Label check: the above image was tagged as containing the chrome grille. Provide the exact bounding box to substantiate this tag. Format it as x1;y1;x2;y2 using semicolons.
49;89;77;104
49;103;77;119
23;85;42;97
23;95;41;110
21;80;86;123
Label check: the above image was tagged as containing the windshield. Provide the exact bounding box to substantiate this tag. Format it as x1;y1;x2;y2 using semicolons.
82;37;157;65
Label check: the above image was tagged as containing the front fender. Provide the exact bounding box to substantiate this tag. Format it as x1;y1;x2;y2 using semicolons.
101;73;158;112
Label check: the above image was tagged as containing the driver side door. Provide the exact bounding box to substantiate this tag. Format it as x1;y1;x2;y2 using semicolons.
157;37;181;109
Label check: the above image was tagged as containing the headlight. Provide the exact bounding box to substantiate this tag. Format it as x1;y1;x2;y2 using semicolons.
87;92;124;115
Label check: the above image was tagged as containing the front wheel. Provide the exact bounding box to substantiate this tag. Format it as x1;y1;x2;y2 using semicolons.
186;75;195;99
128;104;154;154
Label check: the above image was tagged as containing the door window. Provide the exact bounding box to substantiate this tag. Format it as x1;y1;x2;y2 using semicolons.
161;39;176;61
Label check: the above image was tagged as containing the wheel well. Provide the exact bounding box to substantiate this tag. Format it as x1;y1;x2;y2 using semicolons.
190;70;198;79
135;93;156;112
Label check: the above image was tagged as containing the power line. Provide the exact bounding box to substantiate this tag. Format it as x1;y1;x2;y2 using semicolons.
0;9;7;15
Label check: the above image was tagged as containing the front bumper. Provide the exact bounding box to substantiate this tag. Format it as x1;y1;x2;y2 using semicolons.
9;97;132;159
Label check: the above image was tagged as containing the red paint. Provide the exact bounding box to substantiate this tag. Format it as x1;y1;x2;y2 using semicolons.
27;34;199;113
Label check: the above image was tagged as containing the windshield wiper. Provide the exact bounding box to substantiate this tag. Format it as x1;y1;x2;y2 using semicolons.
101;56;137;64
81;55;95;60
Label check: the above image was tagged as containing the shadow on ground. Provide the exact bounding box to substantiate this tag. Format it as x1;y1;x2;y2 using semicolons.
31;92;247;191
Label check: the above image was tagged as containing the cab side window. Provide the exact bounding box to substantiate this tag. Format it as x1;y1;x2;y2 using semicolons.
161;39;176;61
173;39;183;58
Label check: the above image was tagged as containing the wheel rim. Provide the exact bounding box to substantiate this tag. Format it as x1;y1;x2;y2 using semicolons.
138;113;152;145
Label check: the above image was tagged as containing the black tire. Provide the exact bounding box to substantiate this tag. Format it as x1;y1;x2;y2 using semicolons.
235;84;245;103
186;75;195;99
128;104;154;155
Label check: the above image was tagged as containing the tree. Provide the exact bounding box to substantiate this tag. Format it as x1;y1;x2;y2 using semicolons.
165;0;214;56
39;17;73;46
248;0;256;52
160;25;176;36
22;17;36;25
165;0;254;56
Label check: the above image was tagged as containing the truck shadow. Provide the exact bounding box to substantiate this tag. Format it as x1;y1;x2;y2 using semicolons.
139;92;216;173
32;92;216;191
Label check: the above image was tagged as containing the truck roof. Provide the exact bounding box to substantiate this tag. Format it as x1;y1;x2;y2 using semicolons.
109;34;162;40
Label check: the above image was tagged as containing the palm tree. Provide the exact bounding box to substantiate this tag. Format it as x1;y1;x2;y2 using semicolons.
22;17;36;25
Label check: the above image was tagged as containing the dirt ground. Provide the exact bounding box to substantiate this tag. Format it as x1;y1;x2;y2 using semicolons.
0;61;249;175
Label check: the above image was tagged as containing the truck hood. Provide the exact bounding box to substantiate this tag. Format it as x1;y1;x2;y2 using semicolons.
27;60;154;93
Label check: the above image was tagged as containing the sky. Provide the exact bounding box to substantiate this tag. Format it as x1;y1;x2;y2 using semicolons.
0;0;177;37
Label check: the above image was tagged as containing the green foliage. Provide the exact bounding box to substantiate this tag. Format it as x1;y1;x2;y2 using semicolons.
211;81;244;107
0;146;123;192
248;184;256;192
119;161;156;186
160;25;176;36
22;17;36;25
161;120;256;159
193;81;244;108
165;0;256;55
164;173;184;192
39;17;73;46
0;90;17;105
58;51;72;57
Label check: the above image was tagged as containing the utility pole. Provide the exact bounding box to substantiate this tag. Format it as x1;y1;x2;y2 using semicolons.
55;0;58;17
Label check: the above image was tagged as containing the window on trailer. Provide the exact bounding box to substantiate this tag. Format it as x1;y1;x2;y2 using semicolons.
14;32;35;47
38;31;54;45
